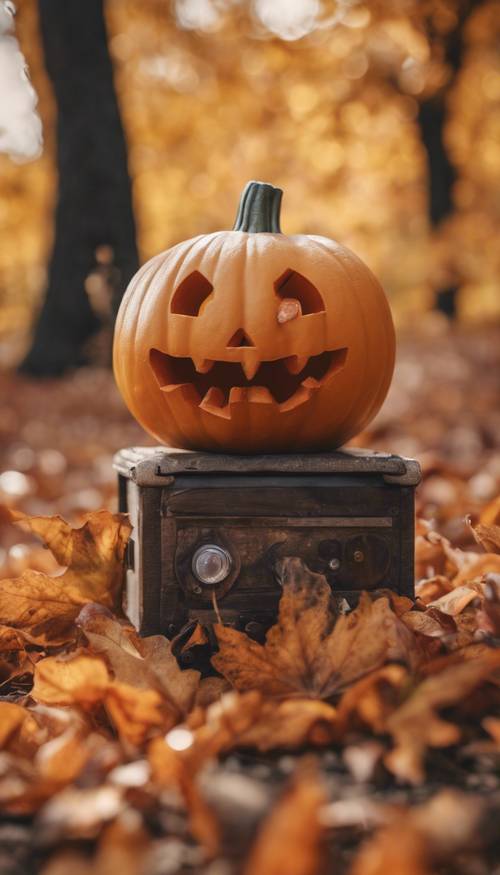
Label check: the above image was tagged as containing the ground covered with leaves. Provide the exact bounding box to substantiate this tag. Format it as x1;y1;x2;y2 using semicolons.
0;323;500;875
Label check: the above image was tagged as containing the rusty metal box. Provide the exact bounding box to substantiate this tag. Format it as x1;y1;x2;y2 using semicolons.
114;447;421;638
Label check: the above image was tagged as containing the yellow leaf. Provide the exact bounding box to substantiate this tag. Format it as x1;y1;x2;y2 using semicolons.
104;681;168;746
0;510;131;644
32;654;110;707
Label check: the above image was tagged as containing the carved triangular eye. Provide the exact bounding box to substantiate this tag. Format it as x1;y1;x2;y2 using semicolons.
171;271;214;316
275;269;325;315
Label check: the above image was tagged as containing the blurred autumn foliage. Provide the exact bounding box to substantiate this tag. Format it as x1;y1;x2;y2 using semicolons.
2;0;500;367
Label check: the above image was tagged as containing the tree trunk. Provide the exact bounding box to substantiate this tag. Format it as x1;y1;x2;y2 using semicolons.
20;0;139;376
417;96;458;318
417;1;483;319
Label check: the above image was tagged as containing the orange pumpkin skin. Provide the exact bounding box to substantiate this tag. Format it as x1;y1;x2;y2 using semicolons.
113;183;395;453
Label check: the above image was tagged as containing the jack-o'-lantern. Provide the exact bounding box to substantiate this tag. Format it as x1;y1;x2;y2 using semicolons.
113;181;395;453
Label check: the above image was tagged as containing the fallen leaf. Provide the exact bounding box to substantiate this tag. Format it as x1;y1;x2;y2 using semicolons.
78;610;200;717
452;553;500;586
415;575;452;604
32;654;110;707
212;558;416;699
350;790;484;875
471;522;500;553
198;690;338;753
428;583;483;616
385;650;500;783
9;509;131;607
243;761;326;875
401;607;457;638
148;736;220;857
0;511;131;645
0;702;30;748
104;681;168;746
334;664;408;737
480;495;500;526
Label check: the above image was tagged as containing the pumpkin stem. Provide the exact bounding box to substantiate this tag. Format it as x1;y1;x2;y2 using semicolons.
233;181;283;233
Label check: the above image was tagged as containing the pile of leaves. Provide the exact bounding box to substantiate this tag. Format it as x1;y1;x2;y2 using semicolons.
1;498;500;875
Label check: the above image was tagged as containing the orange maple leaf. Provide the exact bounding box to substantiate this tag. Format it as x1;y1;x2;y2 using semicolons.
212;557;417;699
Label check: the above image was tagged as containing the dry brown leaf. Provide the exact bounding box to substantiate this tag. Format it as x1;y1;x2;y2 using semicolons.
173;690;337;767
401;607;457;638
0;510;131;645
9;508;131;607
480;495;500;526
35;728;90;784
212;558;416;699
32;653;110;707
148;736;220;857
199;690;338;753
237;698;338;750
471;522;500;553
334;665;409;737
104;681;168;746
415;525;459;581
0;702;30;748
32;652;173;745
78;609;200;717
349;790;484;875
243;761;326;875
428;583;484;616
415;574;452;604
452;554;500;586
385;650;500;783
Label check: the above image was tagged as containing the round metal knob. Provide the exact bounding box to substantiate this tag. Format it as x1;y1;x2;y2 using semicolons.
329;558;341;571
192;544;232;585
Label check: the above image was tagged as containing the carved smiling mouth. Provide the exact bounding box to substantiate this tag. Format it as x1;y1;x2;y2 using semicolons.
150;347;348;418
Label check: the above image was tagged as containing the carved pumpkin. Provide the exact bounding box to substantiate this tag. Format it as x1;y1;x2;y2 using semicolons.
113;181;395;452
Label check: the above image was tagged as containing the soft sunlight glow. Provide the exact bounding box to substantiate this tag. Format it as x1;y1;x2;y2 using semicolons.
253;0;321;40
0;470;31;496
165;727;194;751
175;0;221;31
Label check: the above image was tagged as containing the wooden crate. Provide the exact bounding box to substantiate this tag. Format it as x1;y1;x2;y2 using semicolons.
114;447;421;638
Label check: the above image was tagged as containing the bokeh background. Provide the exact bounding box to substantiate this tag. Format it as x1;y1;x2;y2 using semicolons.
3;0;500;367
0;0;499;564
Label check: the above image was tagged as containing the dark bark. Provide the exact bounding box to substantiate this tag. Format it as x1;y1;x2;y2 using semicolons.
417;1;483;318
20;0;139;376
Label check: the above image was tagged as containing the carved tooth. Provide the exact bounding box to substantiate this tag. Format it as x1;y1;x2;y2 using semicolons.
193;357;214;374
301;376;321;390
228;387;247;405
200;387;225;407
161;383;201;403
247;386;275;404
241;356;260;381
199;387;231;419
279;386;313;413
284;355;308;375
